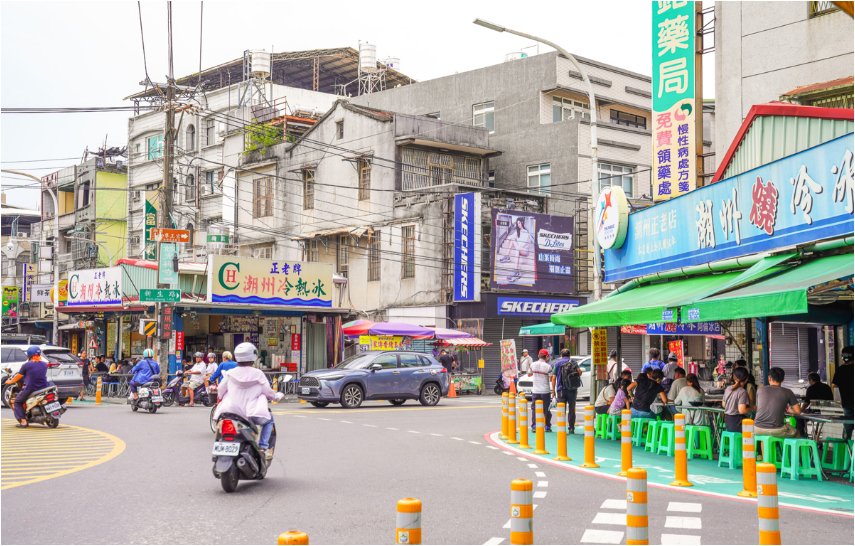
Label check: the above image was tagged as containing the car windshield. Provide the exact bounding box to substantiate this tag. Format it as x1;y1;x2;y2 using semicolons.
334;353;375;370
43;350;81;364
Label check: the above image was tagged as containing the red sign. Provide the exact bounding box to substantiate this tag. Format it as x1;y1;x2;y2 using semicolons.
160;306;174;340
669;340;685;369
291;334;301;351
175;331;184;351
150;228;191;243
621;325;648;335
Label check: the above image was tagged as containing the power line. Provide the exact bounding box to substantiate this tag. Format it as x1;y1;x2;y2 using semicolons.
138;1;150;82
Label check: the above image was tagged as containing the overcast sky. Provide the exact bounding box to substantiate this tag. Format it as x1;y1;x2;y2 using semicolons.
1;0;715;209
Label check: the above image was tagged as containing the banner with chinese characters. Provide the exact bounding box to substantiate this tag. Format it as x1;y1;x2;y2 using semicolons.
500;339;517;378
604;134;854;282
144;191;158;260
67;267;123;306
652;1;697;201
2;287;19;317
22;264;36;302
207;255;333;307
358;335;404;351
668;340;685;369
592;328;609;381
646;321;722;336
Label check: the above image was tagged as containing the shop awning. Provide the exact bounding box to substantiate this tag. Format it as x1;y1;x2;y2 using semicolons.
519;322;565;336
679;253;854;323
441;337;492;347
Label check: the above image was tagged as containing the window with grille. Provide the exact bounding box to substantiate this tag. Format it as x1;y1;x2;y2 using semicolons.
336;121;344;140
205;118;216;145
147;135;163;160
186;125;196;151
305;240;319;262
338;235;349;278
358;158;371;200
598;163;634;197
253;176;273;218
527;164;551;195
368;231;381;282
552;96;590;122
303;169;315;210
809;0;840;17
254;247;272;260
204;170;221;195
401;148;483;191
473;102;495;133
610;109;647;130
402;226;415;279
185;175;196;203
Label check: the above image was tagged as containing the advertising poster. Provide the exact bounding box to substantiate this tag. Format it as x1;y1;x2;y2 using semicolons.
500;339;518;379
22;263;36;302
2;287;19;317
669;340;685;370
592;329;609;380
207;255;333;308
490;209;574;293
144;191;159;260
67;267;122;306
453;192;482;302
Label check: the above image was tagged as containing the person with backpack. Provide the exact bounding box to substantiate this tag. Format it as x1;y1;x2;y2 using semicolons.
527;349;554;432
129;348;161;402
641;348;665;375
552;348;583;433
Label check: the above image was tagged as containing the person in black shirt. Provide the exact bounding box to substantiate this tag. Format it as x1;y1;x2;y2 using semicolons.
797;372;834;437
78;350;91;401
438;349;454;375
94;356;109;374
832;346;853;441
628;369;667;420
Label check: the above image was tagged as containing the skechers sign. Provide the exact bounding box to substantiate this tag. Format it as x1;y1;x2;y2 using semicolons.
498;297;580;316
454;193;482;302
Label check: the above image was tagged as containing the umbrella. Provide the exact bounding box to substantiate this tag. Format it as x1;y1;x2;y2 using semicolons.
342;319;376;336
368;322;435;336
433;328;473;339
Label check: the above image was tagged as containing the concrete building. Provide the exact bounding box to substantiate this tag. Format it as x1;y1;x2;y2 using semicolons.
714;0;854;167
1;200;41;334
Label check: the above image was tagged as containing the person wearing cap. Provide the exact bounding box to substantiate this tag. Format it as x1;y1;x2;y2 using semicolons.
183;352;207;406
519;349;533;375
5;346;49;427
527;349;554;432
832;346;853;440
663;353;681;380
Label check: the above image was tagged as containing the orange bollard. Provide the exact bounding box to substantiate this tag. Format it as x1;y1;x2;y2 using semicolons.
518;394;531;450
626;468;649;545
580;406;599;468
278;531;309;544
618;409;632;476
507;394;519;444
95;376;102;405
554;402;570;461
510;479;533;545
757;463;781;545
500;393;509;440
396;498;422;544
670;413;693;487
533;399;549;455
739;419;757;497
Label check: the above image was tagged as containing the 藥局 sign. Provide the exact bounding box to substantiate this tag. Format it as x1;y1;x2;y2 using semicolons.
652;0;697;201
490;209;574;293
454;192;482;302
207;255;333;307
67;267;123;306
604;134;854;282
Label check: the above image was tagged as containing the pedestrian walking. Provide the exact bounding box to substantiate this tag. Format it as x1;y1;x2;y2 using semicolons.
78;350;90;401
551;349;580;433
528;349;553;432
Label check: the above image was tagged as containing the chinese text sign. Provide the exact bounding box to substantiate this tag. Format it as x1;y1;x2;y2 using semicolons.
67;267;123;306
592;329;609;381
207;255;333;308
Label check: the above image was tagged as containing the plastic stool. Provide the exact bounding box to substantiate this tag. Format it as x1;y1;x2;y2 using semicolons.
685;425;713;461
596;413;609;439
644;421;665;453
718;432;743;469
821;438;850;472
781;438;823;481
631;418;655;447
754;435;785;470
656;422;675;457
605;414;621;441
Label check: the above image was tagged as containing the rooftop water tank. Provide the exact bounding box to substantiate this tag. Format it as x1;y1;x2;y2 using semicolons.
359;43;378;73
385;57;401;72
251;50;271;79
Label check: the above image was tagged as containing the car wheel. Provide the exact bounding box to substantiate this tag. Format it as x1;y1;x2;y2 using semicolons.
419;383;441;406
310;401;329;408
2;385;10;408
340;384;364;409
388;399;406;406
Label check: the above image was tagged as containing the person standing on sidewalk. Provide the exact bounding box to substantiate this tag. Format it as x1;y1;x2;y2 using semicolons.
519;349;533;375
831;346;853;441
78;350;91;401
551;349;580;433
528;349;553;432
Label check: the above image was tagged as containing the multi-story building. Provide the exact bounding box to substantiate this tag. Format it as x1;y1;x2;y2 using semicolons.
1;196;42;335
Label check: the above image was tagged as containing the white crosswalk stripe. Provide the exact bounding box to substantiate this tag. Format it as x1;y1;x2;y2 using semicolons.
484;538;505;545
579;529;624;544
591;512;625;525
665;516;702;529
600;499;626;510
668;502;702;513
661;534;702;545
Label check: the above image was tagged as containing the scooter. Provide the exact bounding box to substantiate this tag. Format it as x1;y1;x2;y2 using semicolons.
161;371;216;407
212;412;277;492
7;380;66;428
494;373;519;396
129;379;163;413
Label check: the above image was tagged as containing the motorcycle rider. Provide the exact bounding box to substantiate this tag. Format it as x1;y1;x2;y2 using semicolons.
183;351;207;406
129;348;161;401
206;350;237;388
4;346;50;428
214;342;283;460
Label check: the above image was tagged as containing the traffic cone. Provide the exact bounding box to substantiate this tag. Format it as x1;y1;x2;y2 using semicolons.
67;397;73;405
509;380;517;396
448;379;457;398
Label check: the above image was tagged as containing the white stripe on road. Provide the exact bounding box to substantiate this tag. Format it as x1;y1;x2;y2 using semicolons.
665;516;702;529
484;538;505;545
661;534;701;545
451;437;464;440
293;415;306;418
537;481;548;487
668;502;702;513
591;512;625;525
363;424;377;427
431;433;443;436
486;446;499;450
527;463;538;468
535;471;546;478
579;529;624;544
503;451;514;455
341;421;352;424
503;519;511;529
600;499;627;510
533;491;547;498
387;427;399;430
469;441;482;444
408;430;420;433
318;418;330;421
517;457;528;461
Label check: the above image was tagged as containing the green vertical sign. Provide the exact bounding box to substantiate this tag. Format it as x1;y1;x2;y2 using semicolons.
158;243;178;284
144;191;158;260
652;1;696;202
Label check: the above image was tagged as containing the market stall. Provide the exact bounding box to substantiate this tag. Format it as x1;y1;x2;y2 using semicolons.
436;337;492;395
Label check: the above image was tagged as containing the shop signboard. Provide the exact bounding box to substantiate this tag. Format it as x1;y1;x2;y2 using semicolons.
652;0;697;201
144;191;158;260
454;192;482;302
592;328;608;381
207;255;333;308
596;186;630;249
67;267;122;307
490;209;574;293
455;318;483;339
175;331;184;351
30;284;52;303
2;287;19;317
22;264;36;302
500;339;517;379
605;134;855;282
621;325;649;335
668;340;685;369
497;297;580;317
359;335;404;351
70;335;78;355
158;243;179;285
646;321;722;336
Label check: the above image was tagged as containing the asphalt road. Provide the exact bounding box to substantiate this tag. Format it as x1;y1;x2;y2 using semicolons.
1;396;852;545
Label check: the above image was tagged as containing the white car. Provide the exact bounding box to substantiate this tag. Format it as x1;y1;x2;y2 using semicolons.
516;356;592;400
1;345;85;407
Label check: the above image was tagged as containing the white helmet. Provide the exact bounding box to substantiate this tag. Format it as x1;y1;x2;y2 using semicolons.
234;342;258;364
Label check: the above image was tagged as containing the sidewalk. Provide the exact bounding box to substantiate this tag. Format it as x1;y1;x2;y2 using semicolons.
489;428;853;516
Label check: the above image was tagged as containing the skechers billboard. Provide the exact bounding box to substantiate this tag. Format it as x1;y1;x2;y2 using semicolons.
490;209;574;293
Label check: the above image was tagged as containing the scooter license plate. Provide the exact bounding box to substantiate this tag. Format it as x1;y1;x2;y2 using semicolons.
44;402;61;412
151;396;163;403
212;442;241;456
301;388;310;395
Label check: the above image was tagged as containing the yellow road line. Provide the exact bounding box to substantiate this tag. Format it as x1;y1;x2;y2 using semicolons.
272;405;496;415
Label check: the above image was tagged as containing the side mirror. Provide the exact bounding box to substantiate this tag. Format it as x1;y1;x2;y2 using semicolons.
370;363;382;372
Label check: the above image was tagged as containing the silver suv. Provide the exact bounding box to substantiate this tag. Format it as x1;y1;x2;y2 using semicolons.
1;345;85;407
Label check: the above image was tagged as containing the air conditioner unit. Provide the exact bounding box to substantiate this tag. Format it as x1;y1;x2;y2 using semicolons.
132;191;141;201
16;232;28;238
130;236;141;245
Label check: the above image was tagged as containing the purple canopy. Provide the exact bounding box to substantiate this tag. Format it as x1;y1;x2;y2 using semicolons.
368;322;435;336
433;328;473;339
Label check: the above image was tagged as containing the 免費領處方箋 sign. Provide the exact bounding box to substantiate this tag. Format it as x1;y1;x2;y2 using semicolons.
207;255;333;308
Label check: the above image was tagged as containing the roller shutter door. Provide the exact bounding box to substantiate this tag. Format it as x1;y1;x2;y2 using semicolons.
770;323;800;382
482;318;542;384
604;328;643;373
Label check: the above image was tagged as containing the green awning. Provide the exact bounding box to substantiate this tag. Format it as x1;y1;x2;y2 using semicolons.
551;271;745;328
680;253;854;323
519;322;565;336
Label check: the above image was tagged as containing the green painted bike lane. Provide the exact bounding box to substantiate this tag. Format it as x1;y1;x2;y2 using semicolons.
486;429;854;516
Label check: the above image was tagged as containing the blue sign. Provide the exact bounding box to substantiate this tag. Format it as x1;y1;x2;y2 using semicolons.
498;297;580;316
605;134;854;282
662;309;674;321
647;321;721;336
454;193;480;302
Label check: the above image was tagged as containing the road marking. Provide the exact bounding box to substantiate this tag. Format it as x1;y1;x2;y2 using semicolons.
591;512;625;525
451;437;464;441
0;419;124;491
535;471;546;478
484;538;505;545
469;441;481;444
533;491;547;499
486;446;499;450
668;502;702;513
600;499;627;510
661;534;701;545
537;481;548;487
293;415;306;418
408;430;420;434
431;433;443;437
503;519;511;529
579;529;624;544
363;424;377;427
387;427;399;430
503;451;514;455
664;516;702;529
341;420;353;424
527;463;538;468
517;457;528;461
318;418;330;421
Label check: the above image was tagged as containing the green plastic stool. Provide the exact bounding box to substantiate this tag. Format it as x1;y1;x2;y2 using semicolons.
781;438;823;481
631;418;655;447
685;425;713;461
821;439;850;472
754;435;785;470
644;421;666;453
850;440;853;482
605;414;621;441
656;422;675;456
596;413;609;439
718;431;743;469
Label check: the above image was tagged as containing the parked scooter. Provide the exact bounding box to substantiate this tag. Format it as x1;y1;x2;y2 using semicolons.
494;373;519;396
5;371;66;428
161;371;216;407
129;379;163;413
212;412;276;492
